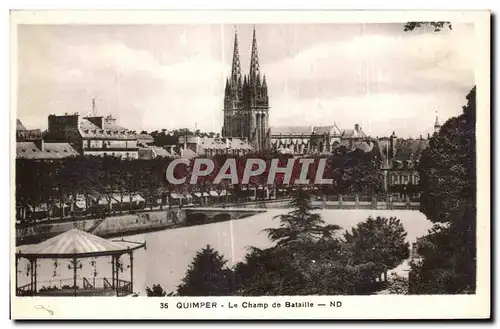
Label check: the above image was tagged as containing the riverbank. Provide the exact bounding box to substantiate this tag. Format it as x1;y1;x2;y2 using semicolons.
15;207;264;246
16;198;421;246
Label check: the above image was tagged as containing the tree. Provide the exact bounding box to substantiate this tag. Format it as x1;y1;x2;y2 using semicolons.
343;216;410;275
409;87;476;294
404;21;452;32
387;273;409;295
233;246;308;296
264;188;341;246
233;239;376;296
177;245;236;296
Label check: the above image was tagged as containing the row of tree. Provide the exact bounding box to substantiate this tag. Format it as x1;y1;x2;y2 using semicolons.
16;146;383;224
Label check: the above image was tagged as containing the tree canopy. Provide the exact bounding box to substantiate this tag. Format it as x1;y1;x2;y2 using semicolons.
410;86;476;294
264;189;341;247
343;216;409;271
177;245;237;296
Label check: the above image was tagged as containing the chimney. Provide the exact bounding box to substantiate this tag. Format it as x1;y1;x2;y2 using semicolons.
85;116;104;129
389;131;397;159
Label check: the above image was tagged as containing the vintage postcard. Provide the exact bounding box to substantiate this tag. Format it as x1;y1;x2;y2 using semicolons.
10;10;490;320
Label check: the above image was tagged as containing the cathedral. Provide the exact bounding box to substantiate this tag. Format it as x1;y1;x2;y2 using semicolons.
222;27;270;152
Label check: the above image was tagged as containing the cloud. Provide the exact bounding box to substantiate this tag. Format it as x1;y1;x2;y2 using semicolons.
17;34;229;132
17;24;475;138
263;25;474;98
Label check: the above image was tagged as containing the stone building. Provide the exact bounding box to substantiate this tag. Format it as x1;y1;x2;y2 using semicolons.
270;125;343;155
16;119;79;160
377;131;430;194
270;123;370;155
222;28;270;152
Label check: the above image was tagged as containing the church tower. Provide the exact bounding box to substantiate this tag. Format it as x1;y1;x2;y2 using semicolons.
222;27;270;152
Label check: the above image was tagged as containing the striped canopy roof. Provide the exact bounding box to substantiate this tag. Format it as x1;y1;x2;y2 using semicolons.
16;229;145;259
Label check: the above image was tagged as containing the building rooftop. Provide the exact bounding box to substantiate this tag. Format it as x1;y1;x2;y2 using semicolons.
312;125;342;135
16;142;79;159
393;138;429;161
79;118;136;140
16;119;27;131
271;126;313;135
137;134;154;142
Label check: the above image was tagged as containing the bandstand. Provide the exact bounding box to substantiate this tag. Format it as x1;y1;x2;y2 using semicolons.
15;229;146;297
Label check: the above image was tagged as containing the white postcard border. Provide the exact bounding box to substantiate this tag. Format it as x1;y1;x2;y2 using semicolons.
9;9;491;320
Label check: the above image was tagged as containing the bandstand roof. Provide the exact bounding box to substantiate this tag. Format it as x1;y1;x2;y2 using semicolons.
16;229;145;259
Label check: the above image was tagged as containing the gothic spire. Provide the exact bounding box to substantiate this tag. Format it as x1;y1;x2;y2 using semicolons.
262;74;268;97
249;26;261;85
231;28;242;86
224;78;230;97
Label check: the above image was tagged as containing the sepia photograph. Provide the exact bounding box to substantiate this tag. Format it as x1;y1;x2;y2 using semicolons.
10;10;490;320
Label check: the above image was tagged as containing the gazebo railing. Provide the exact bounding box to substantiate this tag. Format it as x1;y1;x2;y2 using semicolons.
19;277;133;296
17;283;33;296
117;279;133;297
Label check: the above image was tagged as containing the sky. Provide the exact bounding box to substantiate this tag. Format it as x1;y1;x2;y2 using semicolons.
17;23;475;138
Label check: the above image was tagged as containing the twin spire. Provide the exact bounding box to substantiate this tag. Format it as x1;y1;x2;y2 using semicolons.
249;27;261;83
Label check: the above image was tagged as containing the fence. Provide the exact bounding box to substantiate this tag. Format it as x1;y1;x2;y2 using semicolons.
21;276;133;297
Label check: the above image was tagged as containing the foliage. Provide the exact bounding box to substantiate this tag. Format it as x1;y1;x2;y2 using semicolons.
177;245;237;296
327;147;384;194
343;216;410;271
15;145;384;225
410;86;476;294
264;188;341;246
387;273;409;295
145;284;167;297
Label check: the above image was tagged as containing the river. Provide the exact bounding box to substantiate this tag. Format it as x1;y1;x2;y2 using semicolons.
17;209;433;295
